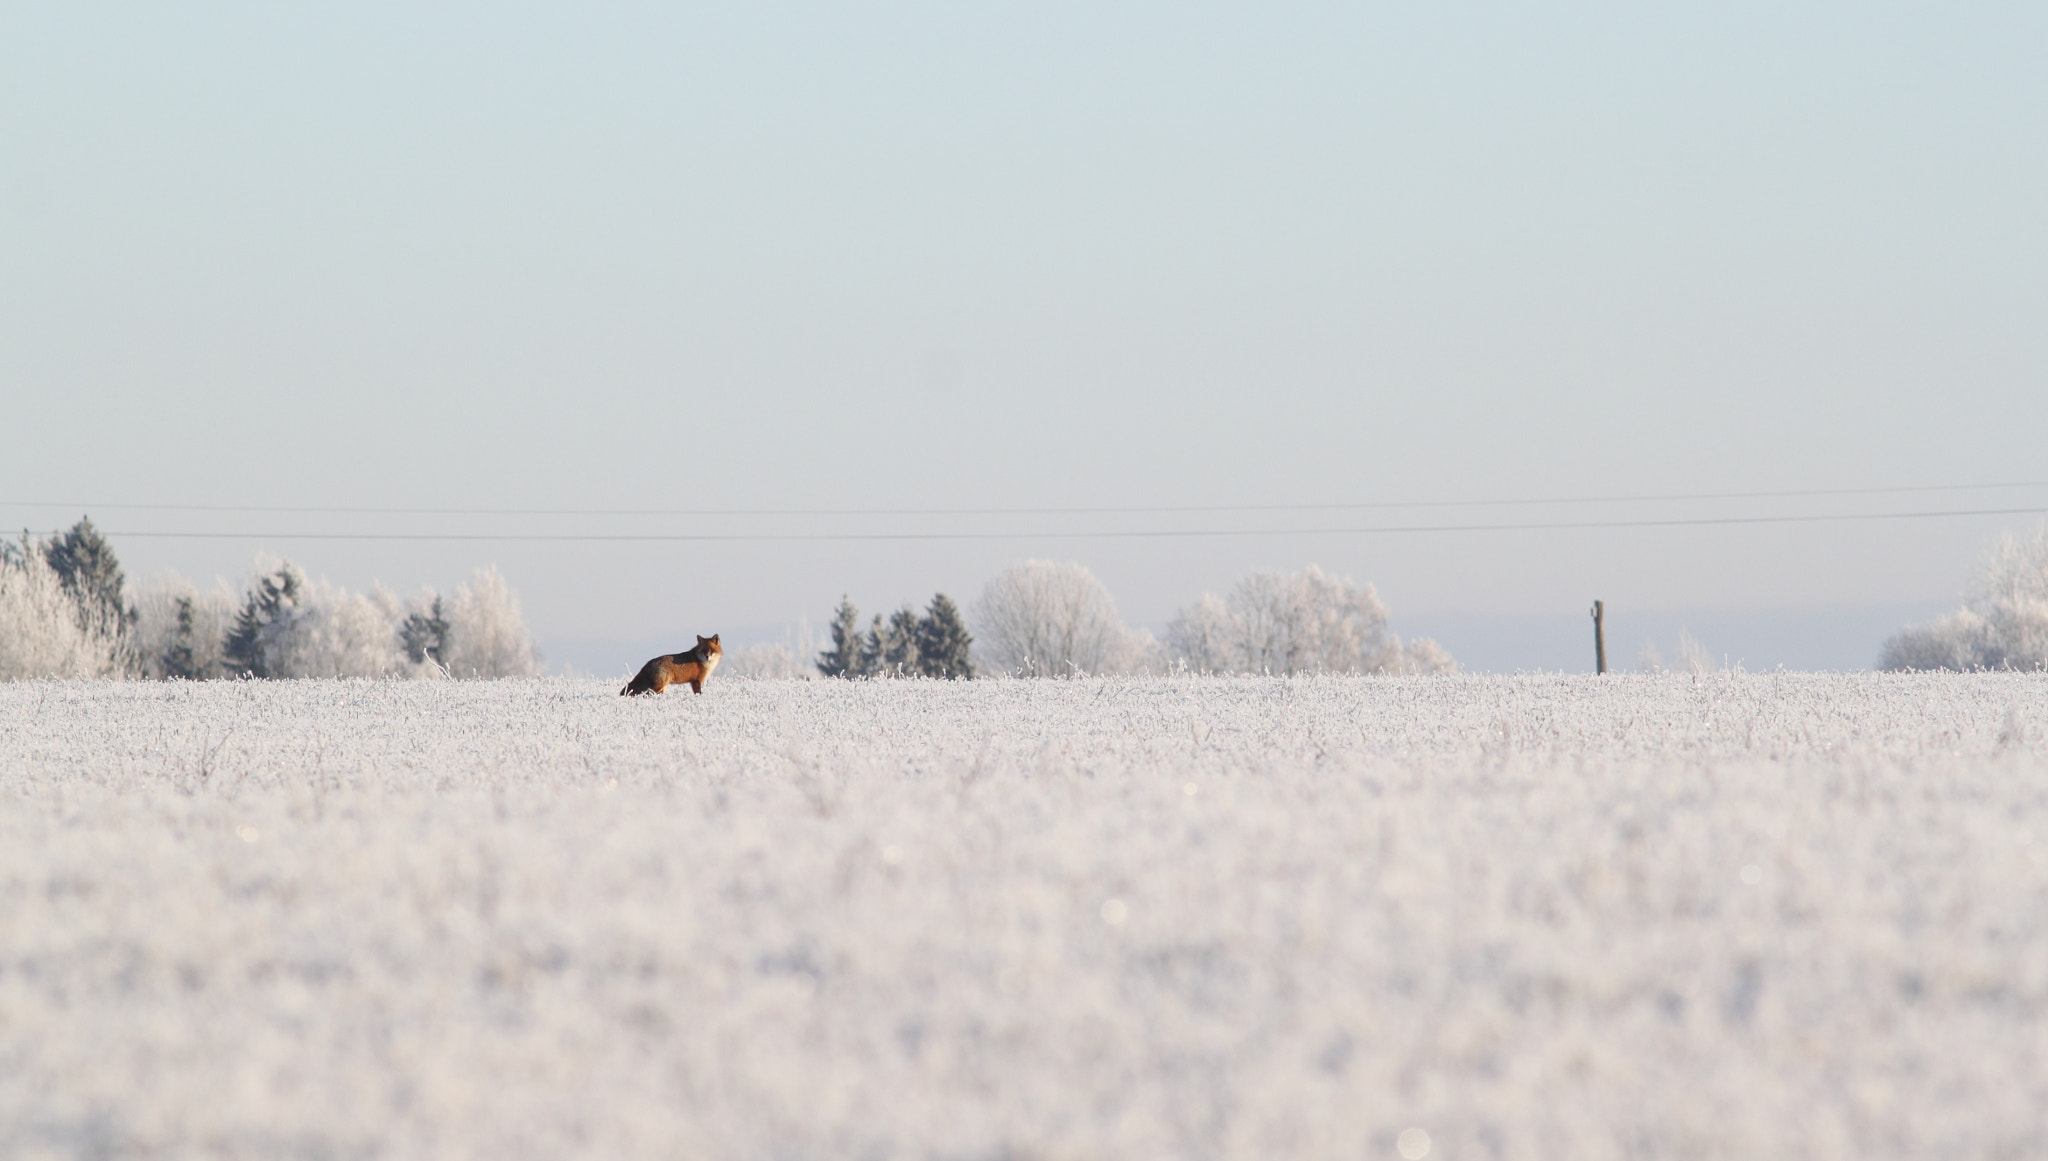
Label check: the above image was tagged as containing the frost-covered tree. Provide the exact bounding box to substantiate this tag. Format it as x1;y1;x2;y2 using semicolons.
1166;565;1454;675
126;557;534;681
917;592;974;679
1677;630;1717;676
718;641;812;678
1882;526;2048;671
440;566;539;678
1165;594;1233;673
265;582;410;679
223;562;305;678
42;518;134;651
401;595;449;668
223;563;416;679
973;560;1156;677
131;575;234;680
817;596;864;677
1401;636;1456;675
0;536;127;679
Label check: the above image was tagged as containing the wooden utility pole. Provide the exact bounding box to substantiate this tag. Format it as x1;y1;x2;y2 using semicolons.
1591;600;1607;675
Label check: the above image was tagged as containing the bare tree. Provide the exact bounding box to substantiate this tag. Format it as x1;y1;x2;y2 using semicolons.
441;566;539;678
0;535;127;679
1165;594;1232;674
1167;565;1454;675
719;642;811;678
972;560;1155;676
131;575;235;680
1883;525;2048;671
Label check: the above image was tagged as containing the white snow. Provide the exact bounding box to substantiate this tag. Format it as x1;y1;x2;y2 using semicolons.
4;672;2047;1159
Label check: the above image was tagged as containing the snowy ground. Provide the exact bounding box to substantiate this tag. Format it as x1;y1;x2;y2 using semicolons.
4;672;2048;1160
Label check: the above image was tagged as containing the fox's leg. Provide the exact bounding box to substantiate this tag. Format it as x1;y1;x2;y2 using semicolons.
689;678;703;693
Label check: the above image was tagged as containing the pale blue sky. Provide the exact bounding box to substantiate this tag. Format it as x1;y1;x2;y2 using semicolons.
4;4;2044;671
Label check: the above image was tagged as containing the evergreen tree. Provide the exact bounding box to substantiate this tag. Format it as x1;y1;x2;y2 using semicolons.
400;596;449;666
161;594;202;680
857;614;886;677
816;596;864;677
223;563;304;678
42;517;132;641
880;605;922;675
917;592;974;679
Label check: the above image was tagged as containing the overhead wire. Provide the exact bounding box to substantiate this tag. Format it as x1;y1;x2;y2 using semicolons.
15;505;2048;542
3;479;2047;519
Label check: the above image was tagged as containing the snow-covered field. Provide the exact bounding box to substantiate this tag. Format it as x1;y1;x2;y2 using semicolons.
5;673;2048;1160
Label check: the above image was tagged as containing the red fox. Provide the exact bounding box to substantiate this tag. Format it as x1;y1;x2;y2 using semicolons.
621;634;722;695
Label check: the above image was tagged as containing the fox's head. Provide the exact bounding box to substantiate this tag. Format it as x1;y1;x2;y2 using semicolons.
698;633;722;656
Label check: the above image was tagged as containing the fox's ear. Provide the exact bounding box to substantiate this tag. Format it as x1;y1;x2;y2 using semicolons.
709;634;720;644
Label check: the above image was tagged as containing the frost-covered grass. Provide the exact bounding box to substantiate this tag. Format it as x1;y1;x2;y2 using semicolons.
5;673;2048;1160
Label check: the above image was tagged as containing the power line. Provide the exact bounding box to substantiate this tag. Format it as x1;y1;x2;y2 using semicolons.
5;479;2048;519
30;505;2048;543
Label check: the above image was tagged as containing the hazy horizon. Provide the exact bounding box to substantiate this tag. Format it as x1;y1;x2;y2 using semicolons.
532;596;1956;679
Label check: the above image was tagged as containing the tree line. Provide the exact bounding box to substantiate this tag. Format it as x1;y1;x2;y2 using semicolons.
808;560;1455;679
815;593;974;678
0;518;537;680
5;519;1468;683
